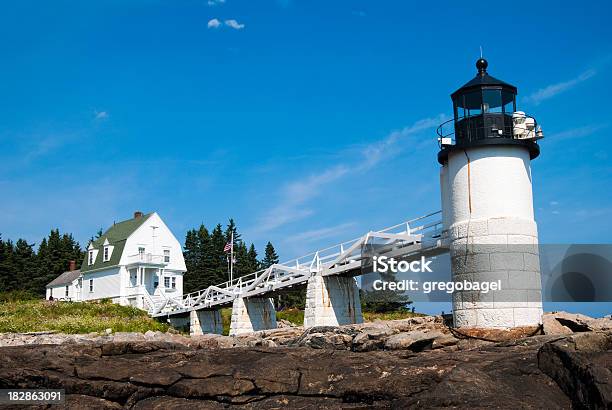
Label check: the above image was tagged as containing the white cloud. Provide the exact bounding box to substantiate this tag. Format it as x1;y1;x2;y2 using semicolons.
256;165;349;232
207;18;221;29
224;19;245;30
524;69;596;105
549;124;608;142
254;115;444;233
357;114;447;172
95;111;108;119
207;0;225;6
285;222;357;243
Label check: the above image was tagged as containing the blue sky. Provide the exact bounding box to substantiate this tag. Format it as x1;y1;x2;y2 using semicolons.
0;1;610;313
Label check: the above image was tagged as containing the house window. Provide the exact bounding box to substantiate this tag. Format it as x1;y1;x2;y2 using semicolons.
138;247;145;255
103;246;110;262
65;286;69;297
164;250;170;263
171;277;176;289
88;251;95;265
164;277;170;288
89;279;94;292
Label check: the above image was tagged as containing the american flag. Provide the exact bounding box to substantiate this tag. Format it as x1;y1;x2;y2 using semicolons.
224;241;232;253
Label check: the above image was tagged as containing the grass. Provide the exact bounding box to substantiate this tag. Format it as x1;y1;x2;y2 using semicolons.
277;308;304;325
0;299;169;334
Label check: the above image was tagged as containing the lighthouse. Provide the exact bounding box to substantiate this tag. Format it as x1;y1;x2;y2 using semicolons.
438;58;544;328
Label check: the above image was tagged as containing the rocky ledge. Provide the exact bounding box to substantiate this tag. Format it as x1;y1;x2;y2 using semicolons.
0;313;609;409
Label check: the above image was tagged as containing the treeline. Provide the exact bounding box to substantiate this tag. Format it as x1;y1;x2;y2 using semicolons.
182;219;279;293
0;230;84;296
183;219;305;308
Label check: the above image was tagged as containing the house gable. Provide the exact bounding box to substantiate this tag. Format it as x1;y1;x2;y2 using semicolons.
81;213;152;273
120;212;187;272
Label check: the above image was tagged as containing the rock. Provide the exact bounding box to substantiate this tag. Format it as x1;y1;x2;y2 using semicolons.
291;326;356;350
191;334;237;349
538;331;612;409
384;330;443;351
277;319;296;328
431;333;459;349
352;327;395;352
0;334;585;408
542;311;607;334
585;316;612;332
542;313;573;335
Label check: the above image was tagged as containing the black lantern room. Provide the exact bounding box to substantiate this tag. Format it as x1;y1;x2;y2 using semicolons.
437;58;540;164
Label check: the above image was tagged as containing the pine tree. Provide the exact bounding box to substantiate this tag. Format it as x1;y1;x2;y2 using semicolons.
224;219;241;244
210;224;229;285
263;242;305;310
247;244;259;273
13;239;36;291
182;228;200;293
0;236;16;292
261;242;279;268
32;229;83;296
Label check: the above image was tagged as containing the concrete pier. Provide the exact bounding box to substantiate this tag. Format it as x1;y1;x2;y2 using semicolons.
304;274;363;328
229;297;277;336
190;309;223;335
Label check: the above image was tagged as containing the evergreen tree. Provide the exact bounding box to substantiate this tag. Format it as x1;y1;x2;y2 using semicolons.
0;236;16;292
233;242;249;278
223;219;241;244
32;229;83;296
13;239;36;290
247;244;259;273
182;228;200;293
261;242;279;268
263;242;305;310
209;224;229;285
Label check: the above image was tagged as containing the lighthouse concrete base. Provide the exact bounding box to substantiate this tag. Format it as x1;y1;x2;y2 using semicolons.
229;297;277;336
190;309;223;335
450;216;543;328
304;274;363;328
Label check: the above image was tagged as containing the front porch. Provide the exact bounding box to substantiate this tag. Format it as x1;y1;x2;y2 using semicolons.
125;255;178;311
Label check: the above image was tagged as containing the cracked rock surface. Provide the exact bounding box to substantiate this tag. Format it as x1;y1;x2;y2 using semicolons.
3;333;608;409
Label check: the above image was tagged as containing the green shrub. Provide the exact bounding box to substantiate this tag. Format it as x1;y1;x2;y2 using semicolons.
0;291;39;303
0;299;169;334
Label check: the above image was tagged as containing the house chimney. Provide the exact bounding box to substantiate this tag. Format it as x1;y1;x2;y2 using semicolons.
69;260;76;271
134;211;144;219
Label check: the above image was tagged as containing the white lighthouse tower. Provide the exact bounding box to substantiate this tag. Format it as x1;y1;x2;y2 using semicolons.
438;58;544;328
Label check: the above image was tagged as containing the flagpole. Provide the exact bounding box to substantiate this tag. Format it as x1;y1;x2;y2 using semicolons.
230;231;234;283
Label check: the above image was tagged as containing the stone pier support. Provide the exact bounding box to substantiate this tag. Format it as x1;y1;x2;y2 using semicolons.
229;297;277;336
190;309;223;335
304;274;363;328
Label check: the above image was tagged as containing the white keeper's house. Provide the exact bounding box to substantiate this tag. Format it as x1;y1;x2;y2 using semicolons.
46;211;187;311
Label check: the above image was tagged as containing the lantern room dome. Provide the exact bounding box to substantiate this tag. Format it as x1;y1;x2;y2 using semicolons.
437;58;542;165
451;58;517;99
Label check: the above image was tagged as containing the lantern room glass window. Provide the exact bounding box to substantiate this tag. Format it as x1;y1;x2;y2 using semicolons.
502;90;516;114
482;89;503;113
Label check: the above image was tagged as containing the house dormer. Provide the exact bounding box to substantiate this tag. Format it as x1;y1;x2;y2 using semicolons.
87;243;99;266
102;238;114;262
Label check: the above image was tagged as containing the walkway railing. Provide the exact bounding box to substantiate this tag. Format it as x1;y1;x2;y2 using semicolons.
150;211;446;317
